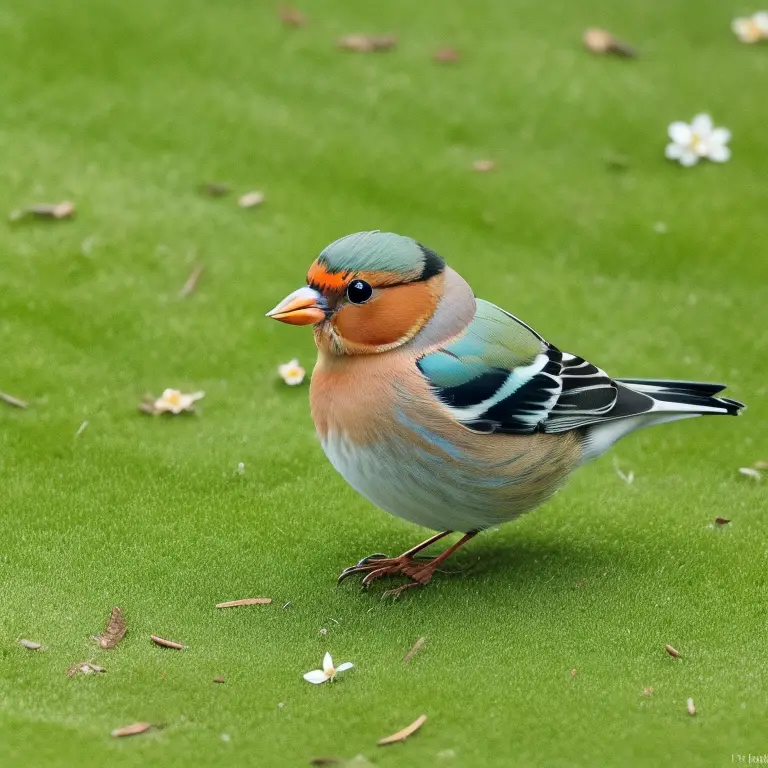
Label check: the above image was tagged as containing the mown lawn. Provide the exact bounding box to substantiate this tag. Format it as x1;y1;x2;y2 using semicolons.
1;1;766;766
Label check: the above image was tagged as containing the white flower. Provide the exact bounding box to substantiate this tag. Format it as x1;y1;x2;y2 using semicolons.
153;388;205;414
303;652;353;684
732;12;768;43
665;114;731;166
278;358;305;386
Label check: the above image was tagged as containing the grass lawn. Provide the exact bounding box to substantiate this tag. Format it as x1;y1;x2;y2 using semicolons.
1;0;766;765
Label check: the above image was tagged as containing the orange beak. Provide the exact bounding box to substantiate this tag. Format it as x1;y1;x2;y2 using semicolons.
266;286;327;326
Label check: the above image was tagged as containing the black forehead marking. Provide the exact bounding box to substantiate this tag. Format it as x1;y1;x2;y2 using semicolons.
417;244;446;280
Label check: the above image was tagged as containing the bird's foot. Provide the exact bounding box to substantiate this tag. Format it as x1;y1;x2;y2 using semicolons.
337;531;478;595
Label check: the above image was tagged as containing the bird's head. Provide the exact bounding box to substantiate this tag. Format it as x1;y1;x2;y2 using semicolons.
267;231;446;355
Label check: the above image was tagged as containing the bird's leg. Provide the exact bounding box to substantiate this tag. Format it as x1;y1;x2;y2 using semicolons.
337;531;478;593
337;531;452;583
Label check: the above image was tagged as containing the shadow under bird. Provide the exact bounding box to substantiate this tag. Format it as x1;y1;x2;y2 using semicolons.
267;231;744;597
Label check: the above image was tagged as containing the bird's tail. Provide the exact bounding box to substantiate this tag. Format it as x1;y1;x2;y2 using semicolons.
615;378;744;416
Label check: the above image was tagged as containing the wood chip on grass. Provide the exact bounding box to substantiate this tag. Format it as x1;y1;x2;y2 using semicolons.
337;34;397;53
151;635;185;650
216;598;272;608
95;606;127;649
19;639;42;650
238;191;265;208
472;159;495;172
715;517;730;526
377;714;427;746
111;722;152;738
179;264;204;298
664;644;681;659
9;201;76;222
582;28;637;57
279;5;306;26
403;637;425;664
214;677;226;684
434;47;461;63
0;391;28;409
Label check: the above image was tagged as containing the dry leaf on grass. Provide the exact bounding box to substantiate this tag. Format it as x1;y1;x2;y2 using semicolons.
9;201;76;222
19;639;42;650
754;460;768;470
582;28;637;57
687;697;696;715
310;759;340;767
664;644;681;659
715;517;730;526
216;597;272;608
238;191;265;208
179;264;204;298
570;668;577;678
642;686;654;696
67;661;106;677
337;34;397;52
434;47;461;63
151;635;185;650
279;5;306;26
403;637;425;664
214;677;226;684
472;159;495;172
377;714;427;746
199;182;230;197
0;391;28;409
111;722;152;738
96;606;126;649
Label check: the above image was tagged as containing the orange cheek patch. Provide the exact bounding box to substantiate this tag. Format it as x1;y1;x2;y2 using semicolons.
307;262;351;292
334;282;436;348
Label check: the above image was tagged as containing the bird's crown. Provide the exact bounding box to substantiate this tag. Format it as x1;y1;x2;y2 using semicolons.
308;230;444;291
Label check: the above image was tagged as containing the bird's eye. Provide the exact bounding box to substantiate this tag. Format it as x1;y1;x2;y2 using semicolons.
346;279;373;304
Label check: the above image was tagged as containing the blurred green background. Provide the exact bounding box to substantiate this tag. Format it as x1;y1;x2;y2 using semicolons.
0;1;766;766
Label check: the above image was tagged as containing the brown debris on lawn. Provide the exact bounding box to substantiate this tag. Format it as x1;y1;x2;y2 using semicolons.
19;639;42;650
179;264;204;299
642;686;654;696
9;201;76;222
95;606;127;649
0;391;28;409
111;722;152;738
67;661;106;677
309;759;339;767
214;677;226;684
216;597;272;608
403;636;426;664
472;159;496;172
151;635;185;650
279;5;306;26
238;191;265;208
199;182;230;197
664;644;681;659
715;517;730;526
754;460;768;470
434;47;461;63
337;34;397;53
377;714;427;746
582;28;637;57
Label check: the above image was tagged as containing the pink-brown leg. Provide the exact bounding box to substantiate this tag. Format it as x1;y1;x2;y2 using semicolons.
338;531;478;595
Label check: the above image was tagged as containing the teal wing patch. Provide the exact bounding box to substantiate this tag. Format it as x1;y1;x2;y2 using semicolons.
417;300;620;434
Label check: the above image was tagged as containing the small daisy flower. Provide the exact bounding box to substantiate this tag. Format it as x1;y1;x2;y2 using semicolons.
665;114;731;166
732;12;768;43
303;652;353;684
278;358;305;386
153;388;205;414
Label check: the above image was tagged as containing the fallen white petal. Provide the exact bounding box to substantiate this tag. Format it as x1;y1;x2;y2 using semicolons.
754;12;768;33
336;662;354;672
668;122;691;145
710;127;731;146
665;143;684;160
679;150;699;167
322;652;334;675
708;144;731;163
739;467;761;481
691;113;713;136
303;669;329;684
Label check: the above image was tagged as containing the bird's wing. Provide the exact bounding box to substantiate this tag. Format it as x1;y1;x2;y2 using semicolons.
416;299;621;435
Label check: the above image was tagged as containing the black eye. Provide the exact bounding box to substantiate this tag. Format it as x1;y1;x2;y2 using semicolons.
346;279;373;304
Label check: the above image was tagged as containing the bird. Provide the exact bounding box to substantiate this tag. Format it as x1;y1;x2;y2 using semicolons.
267;231;744;597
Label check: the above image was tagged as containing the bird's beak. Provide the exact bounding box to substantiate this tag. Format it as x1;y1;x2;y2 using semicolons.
266;286;327;326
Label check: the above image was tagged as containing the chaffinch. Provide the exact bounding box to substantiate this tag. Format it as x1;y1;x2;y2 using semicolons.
268;231;744;596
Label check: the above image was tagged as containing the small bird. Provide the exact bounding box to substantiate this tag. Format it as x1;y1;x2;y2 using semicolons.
267;231;744;596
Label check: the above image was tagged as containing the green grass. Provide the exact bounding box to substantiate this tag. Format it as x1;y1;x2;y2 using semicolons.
1;0;767;766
